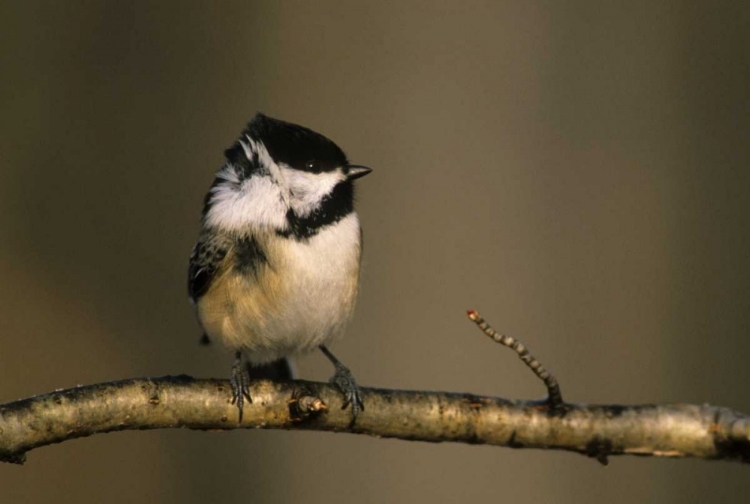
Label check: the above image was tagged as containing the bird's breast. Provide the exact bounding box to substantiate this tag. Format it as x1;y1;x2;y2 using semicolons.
197;213;363;363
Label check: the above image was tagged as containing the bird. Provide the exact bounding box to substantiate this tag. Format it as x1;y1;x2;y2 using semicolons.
188;112;371;423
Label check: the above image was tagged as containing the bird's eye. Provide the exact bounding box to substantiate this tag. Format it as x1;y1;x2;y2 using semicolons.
305;160;322;173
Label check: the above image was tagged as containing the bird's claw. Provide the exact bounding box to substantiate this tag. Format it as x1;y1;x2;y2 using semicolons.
330;363;364;426
230;353;252;422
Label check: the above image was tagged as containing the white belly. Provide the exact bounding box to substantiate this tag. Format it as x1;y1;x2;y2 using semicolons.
198;213;362;364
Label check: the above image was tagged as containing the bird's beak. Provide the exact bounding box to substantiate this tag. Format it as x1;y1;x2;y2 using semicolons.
346;165;372;180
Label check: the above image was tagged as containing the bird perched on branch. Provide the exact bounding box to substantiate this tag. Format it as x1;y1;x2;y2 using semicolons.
188;113;371;422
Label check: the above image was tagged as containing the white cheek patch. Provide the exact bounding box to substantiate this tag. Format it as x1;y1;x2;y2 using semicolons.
279;166;345;217
205;166;289;232
242;137;284;180
204;138;347;232
241;137;290;202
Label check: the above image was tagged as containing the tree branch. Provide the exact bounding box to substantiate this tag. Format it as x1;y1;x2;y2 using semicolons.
2;312;748;466
0;376;749;465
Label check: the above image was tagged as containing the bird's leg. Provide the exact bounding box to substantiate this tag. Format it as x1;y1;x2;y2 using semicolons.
230;350;251;422
319;345;364;426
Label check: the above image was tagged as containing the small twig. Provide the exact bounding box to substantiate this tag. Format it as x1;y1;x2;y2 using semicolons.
467;310;564;411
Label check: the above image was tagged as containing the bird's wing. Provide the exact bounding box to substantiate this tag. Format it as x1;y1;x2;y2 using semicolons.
188;236;229;302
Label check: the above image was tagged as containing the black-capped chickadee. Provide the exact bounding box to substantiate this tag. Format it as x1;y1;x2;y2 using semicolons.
188;113;371;423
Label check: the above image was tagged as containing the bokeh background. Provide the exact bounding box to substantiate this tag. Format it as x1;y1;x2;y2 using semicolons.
2;1;749;503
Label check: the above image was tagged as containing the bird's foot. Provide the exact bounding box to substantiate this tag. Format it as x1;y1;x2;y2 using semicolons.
230;351;251;422
319;346;365;427
330;361;364;425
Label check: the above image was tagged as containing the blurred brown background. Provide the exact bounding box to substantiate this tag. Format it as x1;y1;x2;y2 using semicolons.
2;1;749;502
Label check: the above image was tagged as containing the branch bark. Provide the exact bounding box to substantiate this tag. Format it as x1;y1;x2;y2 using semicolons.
1;375;748;465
